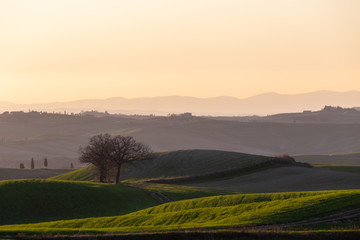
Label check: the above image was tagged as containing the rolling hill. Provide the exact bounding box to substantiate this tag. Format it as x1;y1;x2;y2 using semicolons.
181;166;360;192
0;179;158;225
51;150;360;193
1;150;359;236
1;112;360;168
213;106;360;124
120;150;270;180
50;150;280;182
0;109;360;168
0;168;74;181
50;166;96;181
1;190;359;234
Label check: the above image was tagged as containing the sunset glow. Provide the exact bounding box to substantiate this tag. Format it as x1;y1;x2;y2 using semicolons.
1;0;359;103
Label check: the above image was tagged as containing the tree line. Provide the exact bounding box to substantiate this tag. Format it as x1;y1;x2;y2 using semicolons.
20;157;75;169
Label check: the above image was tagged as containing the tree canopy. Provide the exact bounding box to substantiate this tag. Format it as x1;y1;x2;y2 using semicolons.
79;134;151;183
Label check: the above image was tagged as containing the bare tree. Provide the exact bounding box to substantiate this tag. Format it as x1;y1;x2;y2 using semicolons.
79;133;113;182
79;134;151;184
111;135;151;184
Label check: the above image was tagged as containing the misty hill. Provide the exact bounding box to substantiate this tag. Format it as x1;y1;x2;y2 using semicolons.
1;91;360;116
259;106;360;123
1;112;360;168
213;106;360;124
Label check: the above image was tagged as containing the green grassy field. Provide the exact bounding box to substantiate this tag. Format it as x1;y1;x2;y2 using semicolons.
51;170;234;201
1;190;359;235
49;166;96;181
2;150;359;237
0;179;158;225
142;183;235;201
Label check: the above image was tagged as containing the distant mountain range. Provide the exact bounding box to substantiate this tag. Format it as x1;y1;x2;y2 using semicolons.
1;91;360;116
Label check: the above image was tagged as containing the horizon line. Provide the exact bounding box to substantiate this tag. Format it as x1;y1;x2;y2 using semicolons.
1;90;360;105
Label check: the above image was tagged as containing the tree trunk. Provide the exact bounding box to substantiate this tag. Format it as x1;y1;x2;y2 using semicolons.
98;168;106;182
99;172;104;182
115;164;121;184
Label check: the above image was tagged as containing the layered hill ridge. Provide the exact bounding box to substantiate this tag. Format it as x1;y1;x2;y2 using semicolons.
1;91;360;116
2;112;360;168
51;150;275;182
1;150;360;235
213;105;360;124
1;190;359;234
51;150;360;193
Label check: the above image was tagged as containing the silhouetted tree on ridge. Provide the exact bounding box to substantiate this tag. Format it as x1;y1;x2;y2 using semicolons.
111;135;151;184
79;134;151;184
79;134;113;182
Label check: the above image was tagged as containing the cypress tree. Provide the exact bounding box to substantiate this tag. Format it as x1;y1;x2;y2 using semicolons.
44;157;48;168
31;158;34;169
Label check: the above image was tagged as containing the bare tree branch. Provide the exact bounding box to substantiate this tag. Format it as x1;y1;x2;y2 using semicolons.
79;134;152;183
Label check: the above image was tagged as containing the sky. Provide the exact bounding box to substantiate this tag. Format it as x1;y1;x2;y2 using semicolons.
0;0;359;103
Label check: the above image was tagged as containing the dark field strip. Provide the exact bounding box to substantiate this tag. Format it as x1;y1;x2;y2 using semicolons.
313;164;360;174
0;179;158;225
3;230;360;240
146;158;307;184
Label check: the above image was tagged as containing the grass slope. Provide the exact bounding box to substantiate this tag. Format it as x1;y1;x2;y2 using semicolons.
142;184;235;201
0;179;158;225
49;166;96;181
0;168;75;181
1;190;359;234
52;149;269;182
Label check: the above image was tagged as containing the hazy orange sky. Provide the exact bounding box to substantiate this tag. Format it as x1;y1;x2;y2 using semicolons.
1;0;359;103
